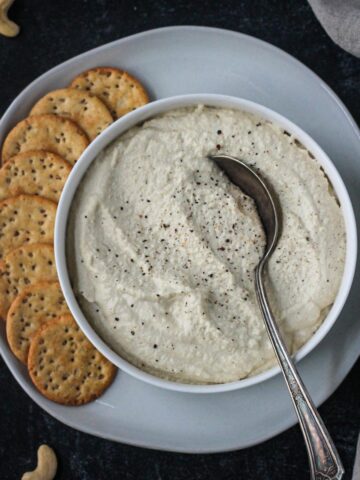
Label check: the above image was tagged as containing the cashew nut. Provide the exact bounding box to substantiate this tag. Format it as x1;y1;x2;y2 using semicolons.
21;445;57;480
0;0;20;37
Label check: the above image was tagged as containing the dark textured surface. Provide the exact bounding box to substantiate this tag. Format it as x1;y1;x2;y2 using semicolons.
0;1;359;479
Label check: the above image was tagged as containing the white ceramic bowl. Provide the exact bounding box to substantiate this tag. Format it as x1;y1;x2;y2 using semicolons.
55;94;357;394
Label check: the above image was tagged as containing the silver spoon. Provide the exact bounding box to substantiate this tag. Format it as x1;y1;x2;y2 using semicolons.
210;154;344;480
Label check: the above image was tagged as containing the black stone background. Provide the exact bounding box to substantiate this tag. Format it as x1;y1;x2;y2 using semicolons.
0;1;359;479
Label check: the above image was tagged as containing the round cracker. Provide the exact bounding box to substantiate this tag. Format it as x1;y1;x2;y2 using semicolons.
0;150;71;202
30;88;113;141
1;114;89;165
0;194;56;259
6;282;69;364
70;67;149;119
28;314;117;405
0;243;57;319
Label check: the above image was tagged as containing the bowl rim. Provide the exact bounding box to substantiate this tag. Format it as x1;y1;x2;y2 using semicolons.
55;93;358;394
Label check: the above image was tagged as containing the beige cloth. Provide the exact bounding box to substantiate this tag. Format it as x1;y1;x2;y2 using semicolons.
308;0;360;57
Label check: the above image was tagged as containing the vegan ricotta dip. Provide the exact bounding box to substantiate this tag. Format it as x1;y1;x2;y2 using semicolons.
67;106;346;384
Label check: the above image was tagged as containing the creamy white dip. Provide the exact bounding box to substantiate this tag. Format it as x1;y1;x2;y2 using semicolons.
67;106;345;384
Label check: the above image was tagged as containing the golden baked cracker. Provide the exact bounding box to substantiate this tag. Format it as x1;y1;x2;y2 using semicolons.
6;282;69;364
70;67;149;119
0;195;56;259
30;88;113;141
0;150;71;202
28;314;117;405
1;114;89;165
0;243;57;318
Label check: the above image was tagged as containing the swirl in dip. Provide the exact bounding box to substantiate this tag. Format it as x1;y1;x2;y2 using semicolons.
67;106;346;384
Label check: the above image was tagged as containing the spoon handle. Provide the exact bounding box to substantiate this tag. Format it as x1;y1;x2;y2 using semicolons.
255;263;344;480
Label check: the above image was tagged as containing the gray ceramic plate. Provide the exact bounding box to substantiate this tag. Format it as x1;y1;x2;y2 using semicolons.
0;26;359;453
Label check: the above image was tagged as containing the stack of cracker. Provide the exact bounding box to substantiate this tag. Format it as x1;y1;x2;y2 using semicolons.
0;67;149;405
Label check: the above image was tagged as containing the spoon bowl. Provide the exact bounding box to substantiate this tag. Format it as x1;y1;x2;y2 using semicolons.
210;154;281;257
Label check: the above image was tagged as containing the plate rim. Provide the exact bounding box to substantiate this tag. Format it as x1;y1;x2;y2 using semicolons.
0;25;359;454
1;26;359;143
